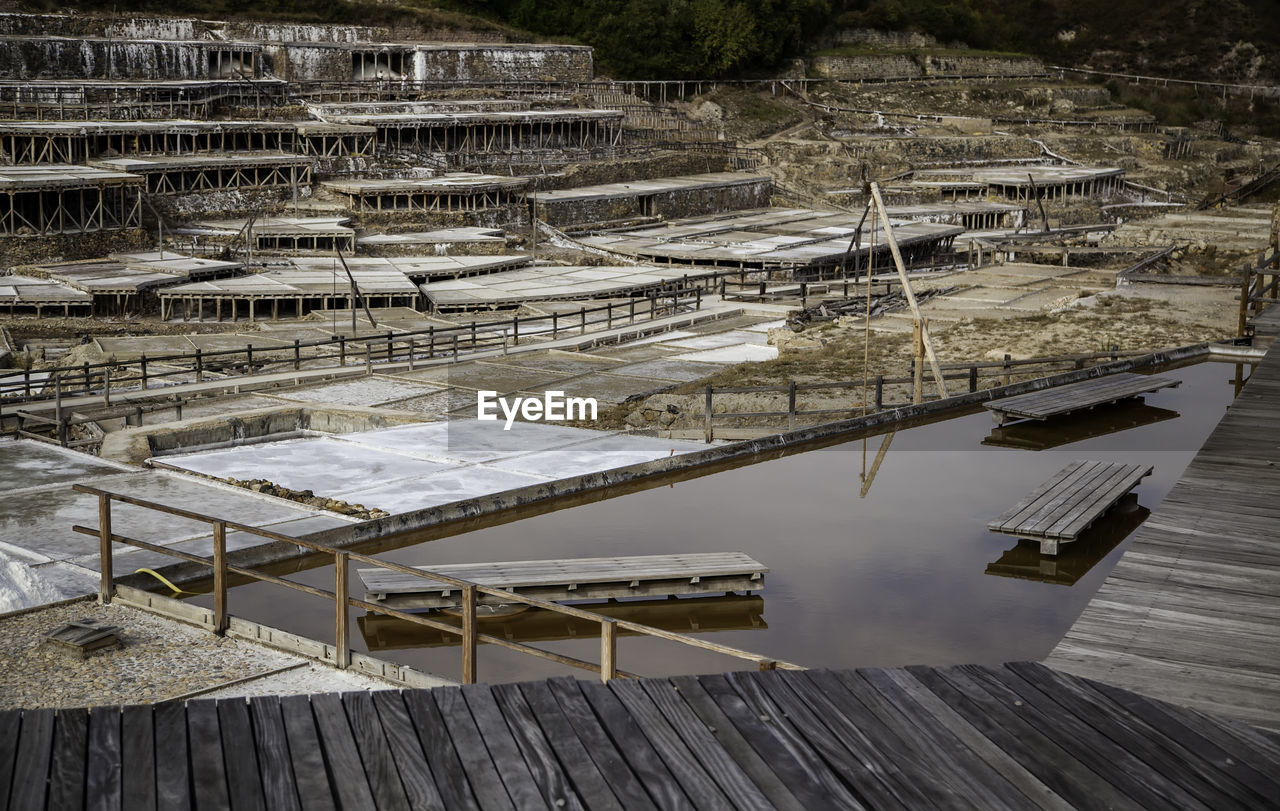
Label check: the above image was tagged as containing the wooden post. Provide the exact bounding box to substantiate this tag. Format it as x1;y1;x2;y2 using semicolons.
98;494;114;604
704;384;714;443
1239;263;1252;337
54;379;66;447
365;344;372;374
969;365;978;392
246;344;253;371
869;183;948;398
600;620;617;682
212;521;228;635
512;316;520;346
874;375;883;410
83;363;90;396
461;585;477;685
335;551;349;669
912;321;924;404
1002;354;1012;387
195;349;204;382
139;355;148;390
407;338;416;370
293;339;301;371
103;369;111;407
339;336;347;366
581;307;588;334
788;381;797;431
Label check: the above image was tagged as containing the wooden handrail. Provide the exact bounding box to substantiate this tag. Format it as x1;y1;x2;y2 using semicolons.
72;485;799;684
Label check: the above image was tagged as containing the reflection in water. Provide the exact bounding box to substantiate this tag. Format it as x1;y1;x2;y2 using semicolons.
982;401;1180;451
985;495;1150;586
358;594;767;651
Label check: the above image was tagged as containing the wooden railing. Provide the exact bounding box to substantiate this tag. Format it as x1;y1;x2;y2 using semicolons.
72;486;800;683
699;349;1144;441
1240;248;1280;336
0;287;705;407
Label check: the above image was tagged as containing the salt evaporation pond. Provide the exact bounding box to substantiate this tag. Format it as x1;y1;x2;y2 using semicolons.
197;360;1243;683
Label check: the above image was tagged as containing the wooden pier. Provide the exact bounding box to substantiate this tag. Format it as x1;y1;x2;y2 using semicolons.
988;460;1154;554
359;553;768;610
1048;340;1280;728
5;662;1277;809
983;372;1181;425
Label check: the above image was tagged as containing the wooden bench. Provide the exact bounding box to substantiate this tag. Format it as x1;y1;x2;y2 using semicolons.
988;460;1153;554
358;552;768;610
983;372;1180;426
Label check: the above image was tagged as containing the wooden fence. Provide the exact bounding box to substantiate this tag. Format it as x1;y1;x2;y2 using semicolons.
72;486;800;684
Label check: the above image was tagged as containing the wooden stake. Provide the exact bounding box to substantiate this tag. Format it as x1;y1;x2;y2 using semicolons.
869;183;948;398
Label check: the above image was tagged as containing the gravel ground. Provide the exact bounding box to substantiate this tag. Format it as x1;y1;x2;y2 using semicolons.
0;600;428;709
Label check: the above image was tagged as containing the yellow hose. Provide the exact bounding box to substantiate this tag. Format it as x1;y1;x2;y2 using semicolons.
134;567;195;596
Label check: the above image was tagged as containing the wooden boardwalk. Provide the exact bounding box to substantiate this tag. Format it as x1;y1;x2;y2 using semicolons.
5;663;1279;809
988;460;1153;554
359;553;767;610
1048;340;1280;729
1251;304;1280;339
983;372;1180;425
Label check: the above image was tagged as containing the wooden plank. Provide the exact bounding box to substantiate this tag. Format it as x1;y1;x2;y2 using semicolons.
309;693;377;811
278;695;337;811
85;706;123;811
631;679;776;811
9;709;55;811
247;697;301;811
216;699;266;811
460;684;556;811
401;689;480;811
603;679;735;810
510;681;631;811
907;665;1141;809
0;710;20;808
430;686;516;811
963;664;1209;809
998;461;1116;534
185;701;229;811
807;669;1032;810
120;705;157;811
47;709;89;811
698;673;865;809
988;460;1090;530
153;702;191;811
370;691;447;811
990;460;1150;542
985;374;1180;421
488;684;588;811
1005;663;1258;809
560;678;694;810
341;692;410;811
540;678;659;810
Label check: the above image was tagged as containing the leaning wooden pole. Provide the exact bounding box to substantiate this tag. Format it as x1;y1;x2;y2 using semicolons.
869;182;948;398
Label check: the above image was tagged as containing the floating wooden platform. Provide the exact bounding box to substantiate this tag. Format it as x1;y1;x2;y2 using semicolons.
1048;339;1280;729
988;460;1153;554
983;372;1180;425
359;552;768;610
5;663;1278;809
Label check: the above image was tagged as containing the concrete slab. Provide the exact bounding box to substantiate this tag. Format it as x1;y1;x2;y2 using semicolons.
158;437;453;496
95;336;194;359
486;434;705;480
338;420;608;464
273;378;442;407
334;466;551;515
0;439;132;491
543;372;673;405
661;330;770;350
609;358;723;383
672;344;779;363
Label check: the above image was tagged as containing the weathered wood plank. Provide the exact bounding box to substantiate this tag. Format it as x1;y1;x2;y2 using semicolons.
989;460;1151;549
985;373;1180;422
248;697;301;811
216;699;266;811
402;689;480;811
341;691;410;811
310;693;377;811
370;690;447;811
153;702;190;811
278;695;337;811
85;707;122;811
9;709;55;811
120;705;156;811
488;684;588;811
431;686;516;811
459;684;550;811
185;701;229;811
47;709;89;811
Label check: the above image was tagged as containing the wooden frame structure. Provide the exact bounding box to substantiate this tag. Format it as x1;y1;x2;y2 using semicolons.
328;109;624;155
89;153;310;195
322;174;529;215
158;268;421;322
913;166;1126;202
0;165;142;236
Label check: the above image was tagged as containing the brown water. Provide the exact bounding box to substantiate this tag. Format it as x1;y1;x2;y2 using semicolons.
205;360;1246;684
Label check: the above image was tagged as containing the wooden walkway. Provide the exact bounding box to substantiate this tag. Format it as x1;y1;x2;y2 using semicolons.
987;461;1153;554
1048;340;1280;729
359;553;767;610
983;372;1180;425
1251;303;1280;339
5;663;1279;809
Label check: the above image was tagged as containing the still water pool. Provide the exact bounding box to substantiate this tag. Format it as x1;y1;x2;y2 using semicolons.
203;360;1245;683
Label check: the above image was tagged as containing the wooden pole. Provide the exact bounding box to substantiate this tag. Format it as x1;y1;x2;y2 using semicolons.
212;521;228;634
869;183;948;398
912;320;924;404
461;584;477;684
600;620;617;682
335;551;349;669
98;495;114;605
704;384;714;443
